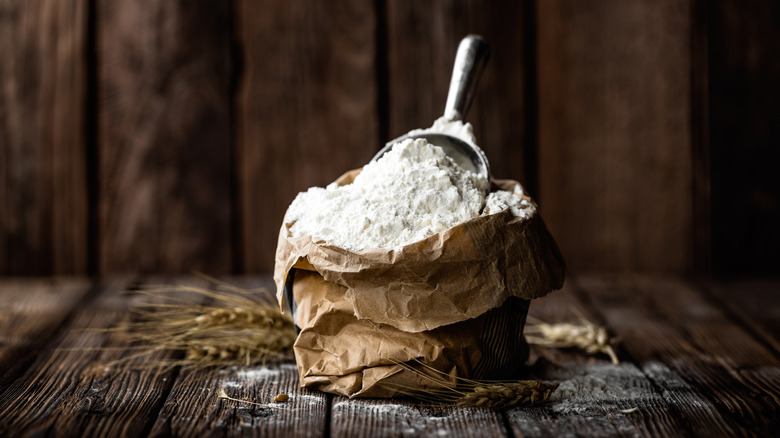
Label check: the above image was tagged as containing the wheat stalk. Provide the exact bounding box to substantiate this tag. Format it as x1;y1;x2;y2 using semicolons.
115;278;599;410
524;312;620;365
351;319;560;410
116;276;297;368
183;328;297;366
378;357;558;410
455;381;559;408
386;373;558;410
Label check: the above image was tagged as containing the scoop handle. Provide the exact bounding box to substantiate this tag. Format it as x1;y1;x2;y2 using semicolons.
444;35;490;121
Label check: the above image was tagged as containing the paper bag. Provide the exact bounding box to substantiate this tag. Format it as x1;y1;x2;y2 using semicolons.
274;170;565;397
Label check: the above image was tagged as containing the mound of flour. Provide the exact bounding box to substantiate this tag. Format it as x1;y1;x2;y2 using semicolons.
484;185;534;218
285;134;535;251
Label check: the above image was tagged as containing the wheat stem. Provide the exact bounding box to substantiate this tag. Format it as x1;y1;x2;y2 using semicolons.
114;283;296;369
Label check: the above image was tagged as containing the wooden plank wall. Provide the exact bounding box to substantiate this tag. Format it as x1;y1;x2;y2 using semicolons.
236;0;380;273
96;0;233;274
537;0;693;273
1;0;777;277
0;0;88;274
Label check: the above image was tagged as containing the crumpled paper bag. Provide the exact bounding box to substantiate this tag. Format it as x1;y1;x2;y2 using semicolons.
274;170;565;397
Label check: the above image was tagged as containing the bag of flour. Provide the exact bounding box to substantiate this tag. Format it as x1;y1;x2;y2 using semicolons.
274;133;564;397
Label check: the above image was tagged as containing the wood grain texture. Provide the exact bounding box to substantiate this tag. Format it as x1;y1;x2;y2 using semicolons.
330;396;508;438
512;284;697;438
96;0;233;274
1;1;777;277
150;363;327;438
0;0;88;274
578;275;780;435
536;0;694;273
510;362;685;438
0;277;91;387
148;277;327;437
703;279;780;355
707;0;780;275
0;275;778;436
384;0;532;186
0;278;180;437
237;0;380;273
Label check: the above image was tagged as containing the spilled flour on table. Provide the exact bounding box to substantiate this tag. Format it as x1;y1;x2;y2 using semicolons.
217;363;290;395
551;365;650;414
216;362;324;415
524;359;662;417
234;363;297;380
330;395;512;436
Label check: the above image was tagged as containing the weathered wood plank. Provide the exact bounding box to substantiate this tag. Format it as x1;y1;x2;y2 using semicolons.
511;283;694;438
0;277;92;387
511;362;686;438
148;277;328;437
536;0;694;272
96;0;233;274
578;275;780;435
237;0;379;273
384;0;532;186
0;278;186;437
149;363;327;438
330;396;508;438
0;0;89;274
0;275;777;436
703;279;780;355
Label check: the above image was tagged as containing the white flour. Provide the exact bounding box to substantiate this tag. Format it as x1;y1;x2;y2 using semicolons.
285;120;535;250
485;184;534;219
406;116;479;145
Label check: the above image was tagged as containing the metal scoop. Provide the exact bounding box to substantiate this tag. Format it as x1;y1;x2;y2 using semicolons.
371;35;491;180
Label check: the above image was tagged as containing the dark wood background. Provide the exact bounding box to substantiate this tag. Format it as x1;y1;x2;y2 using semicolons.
1;0;778;277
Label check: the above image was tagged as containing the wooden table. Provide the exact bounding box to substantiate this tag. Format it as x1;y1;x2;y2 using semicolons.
0;275;777;437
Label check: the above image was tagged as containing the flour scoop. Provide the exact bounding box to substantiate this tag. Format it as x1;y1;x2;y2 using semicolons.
371;34;492;181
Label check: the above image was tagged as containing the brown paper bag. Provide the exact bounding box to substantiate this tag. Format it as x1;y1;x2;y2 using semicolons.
274;170;565;397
